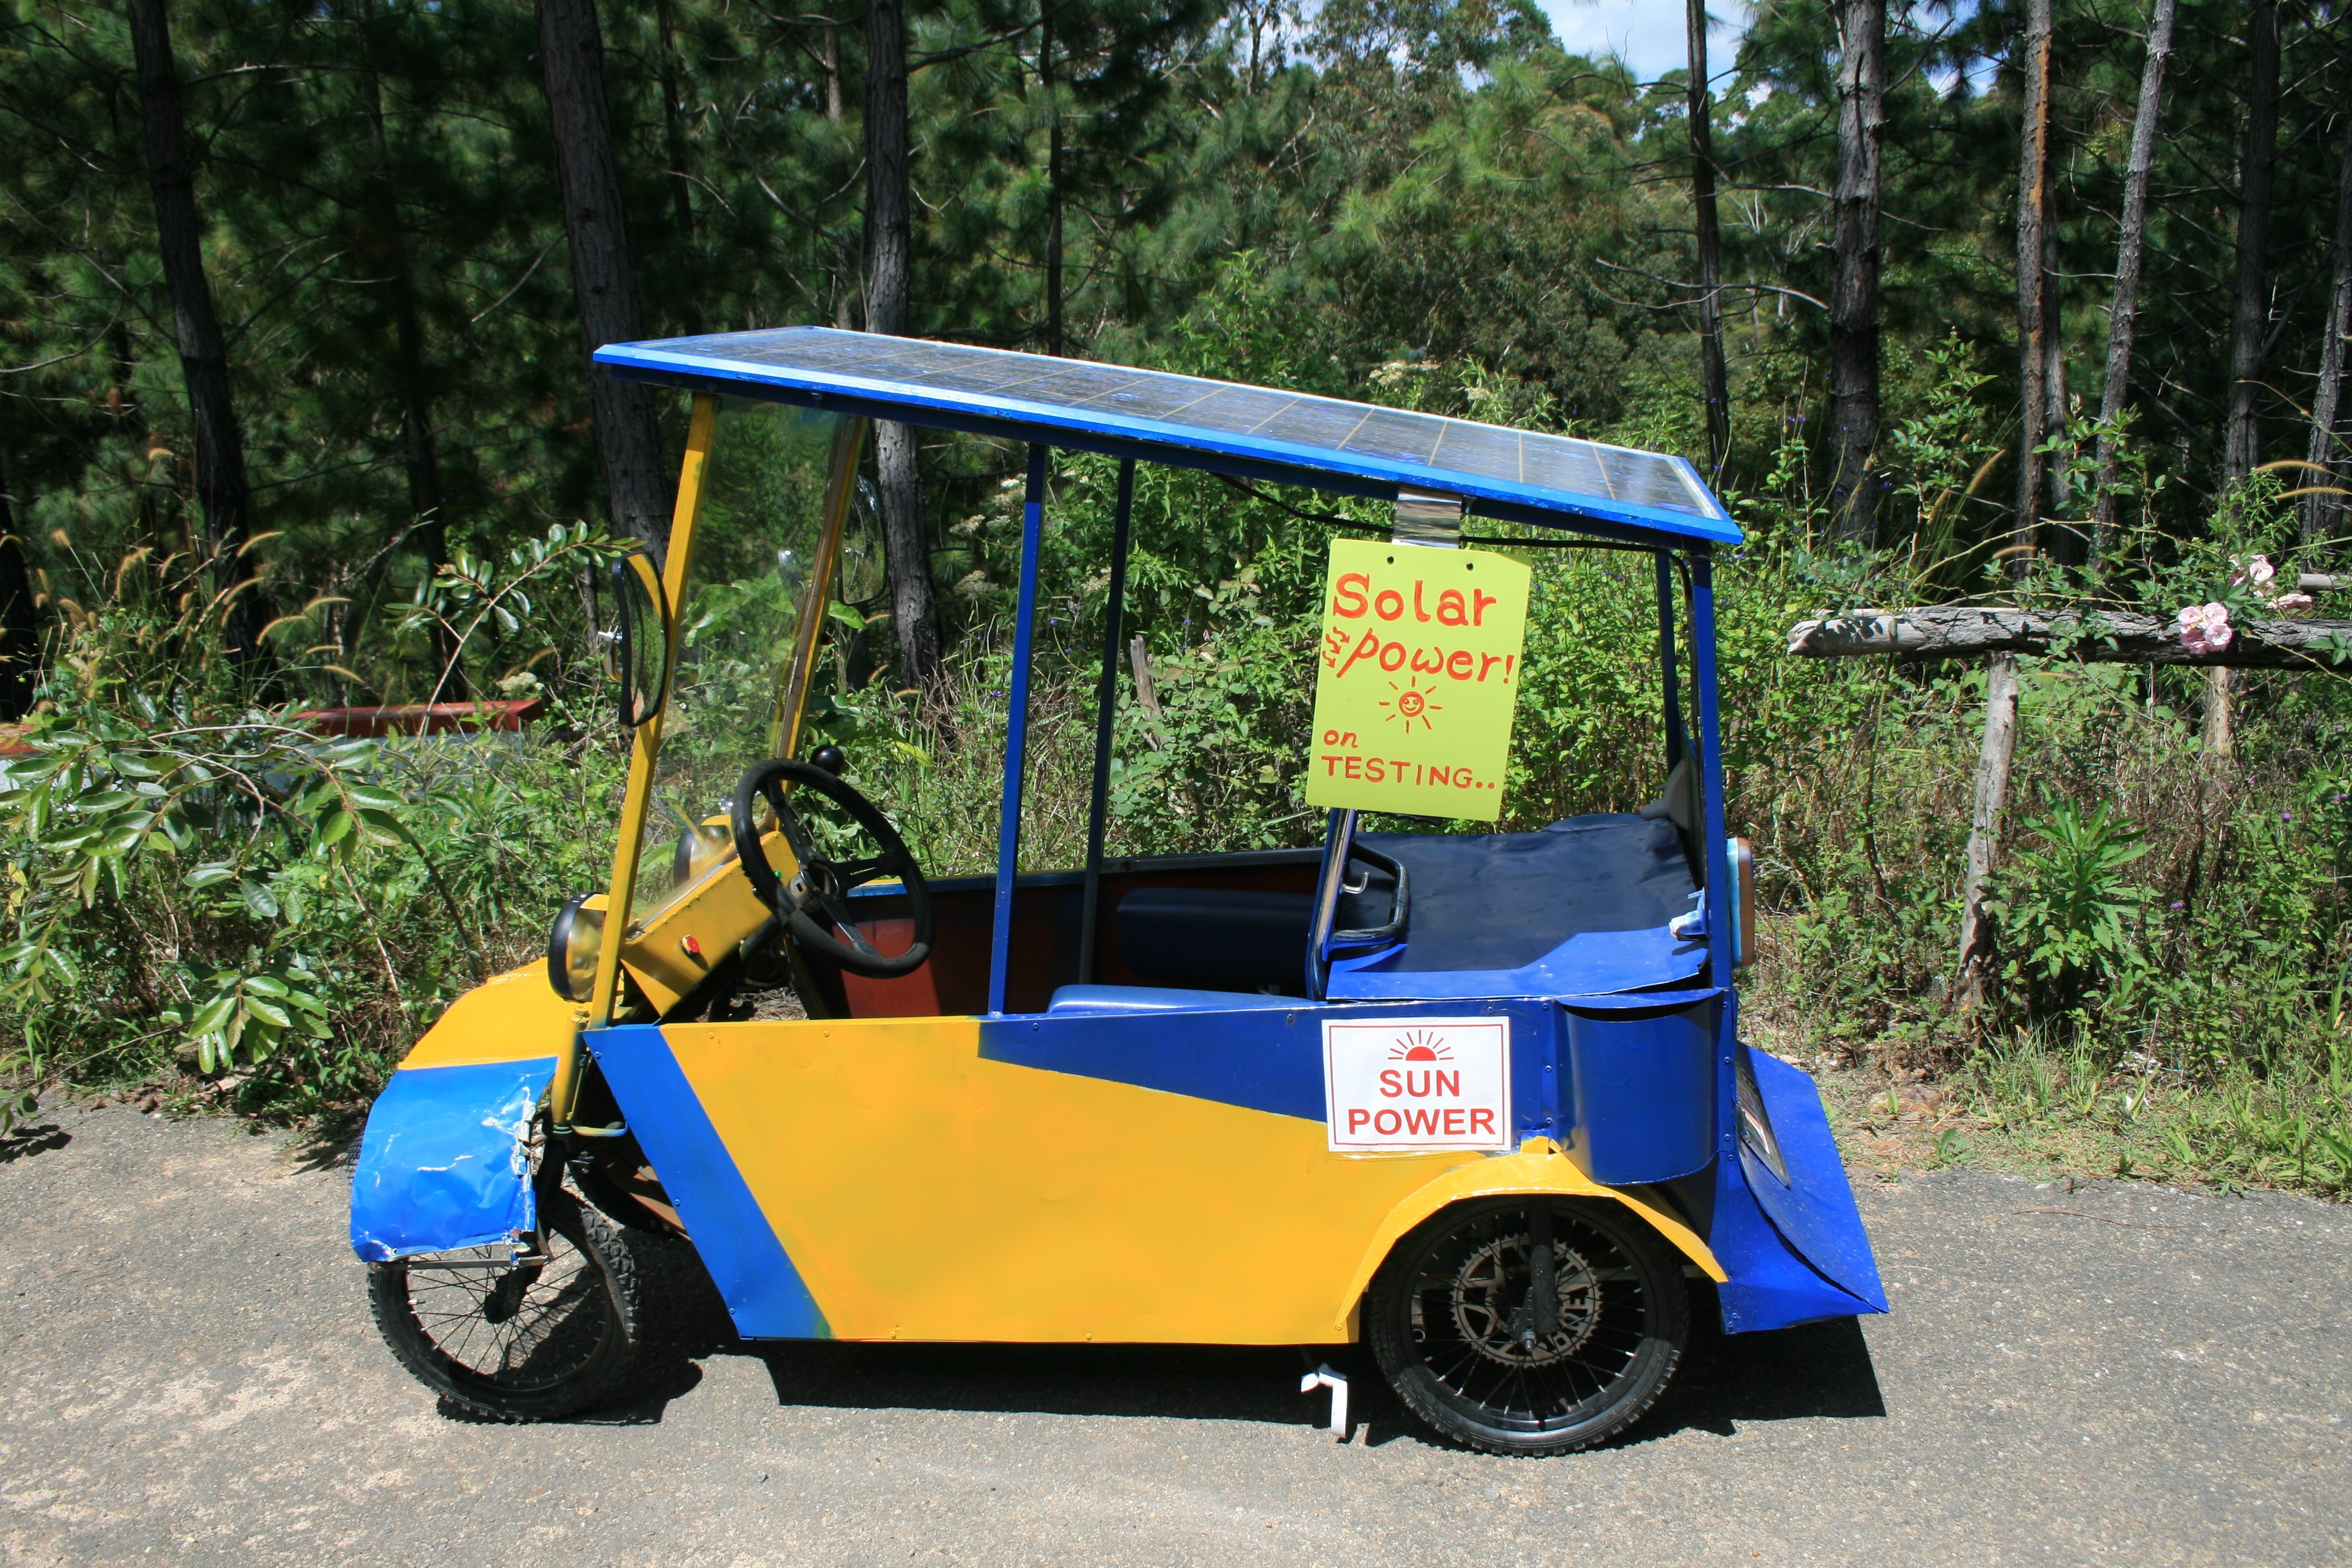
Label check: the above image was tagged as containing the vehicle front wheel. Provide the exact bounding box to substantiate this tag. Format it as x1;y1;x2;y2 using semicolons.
368;1189;641;1422
1367;1196;1686;1455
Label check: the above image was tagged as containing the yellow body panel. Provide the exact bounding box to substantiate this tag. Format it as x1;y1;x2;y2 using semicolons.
401;962;580;1070
661;1016;1720;1344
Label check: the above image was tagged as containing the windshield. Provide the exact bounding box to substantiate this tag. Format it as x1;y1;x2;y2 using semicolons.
622;397;875;926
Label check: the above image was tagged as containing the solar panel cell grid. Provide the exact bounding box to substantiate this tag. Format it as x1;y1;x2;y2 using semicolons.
595;328;1736;543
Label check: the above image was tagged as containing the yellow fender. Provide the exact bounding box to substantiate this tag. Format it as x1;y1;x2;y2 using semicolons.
1331;1137;1725;1339
401;963;583;1071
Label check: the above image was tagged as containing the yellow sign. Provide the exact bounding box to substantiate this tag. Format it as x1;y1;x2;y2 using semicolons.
1305;538;1531;821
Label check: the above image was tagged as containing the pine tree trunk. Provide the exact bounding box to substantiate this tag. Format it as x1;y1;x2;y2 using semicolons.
2091;0;2178;557
353;5;462;695
2013;0;2054;554
1687;0;1729;480
537;0;671;558
126;0;270;659
2223;0;2279;485
1042;1;1065;358
0;451;38;720
1828;0;1884;543
823;18;856;330
2304;107;2352;547
655;0;701;337
2041;220;2074;560
864;0;942;690
2212;0;2281;757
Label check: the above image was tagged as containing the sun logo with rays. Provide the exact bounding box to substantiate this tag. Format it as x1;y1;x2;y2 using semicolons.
1388;1030;1453;1062
1379;678;1442;733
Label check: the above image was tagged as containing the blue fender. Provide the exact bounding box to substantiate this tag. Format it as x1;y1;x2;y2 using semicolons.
348;1057;558;1263
1737;1047;1888;1311
1681;1041;1888;1333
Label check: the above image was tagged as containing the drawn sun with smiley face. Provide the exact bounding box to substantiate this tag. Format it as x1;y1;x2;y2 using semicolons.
1379;678;1442;733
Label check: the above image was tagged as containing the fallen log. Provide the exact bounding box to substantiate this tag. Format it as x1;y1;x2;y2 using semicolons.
1786;605;2352;668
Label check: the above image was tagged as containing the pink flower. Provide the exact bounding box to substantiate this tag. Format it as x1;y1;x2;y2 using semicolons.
2271;592;2314;614
2180;602;2234;652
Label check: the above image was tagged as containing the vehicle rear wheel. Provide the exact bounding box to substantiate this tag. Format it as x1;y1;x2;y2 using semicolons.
1367;1197;1685;1455
368;1189;641;1422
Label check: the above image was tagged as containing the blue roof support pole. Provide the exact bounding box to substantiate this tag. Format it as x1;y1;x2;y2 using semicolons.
1688;550;1733;984
1655;550;1686;772
1077;459;1137;984
990;443;1051;1015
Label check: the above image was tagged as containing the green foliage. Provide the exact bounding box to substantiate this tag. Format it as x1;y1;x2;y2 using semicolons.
2;0;2350;1198
1986;800;2154;1018
0;533;629;1116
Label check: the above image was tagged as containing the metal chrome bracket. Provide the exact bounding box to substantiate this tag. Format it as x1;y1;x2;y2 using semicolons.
1393;488;1463;548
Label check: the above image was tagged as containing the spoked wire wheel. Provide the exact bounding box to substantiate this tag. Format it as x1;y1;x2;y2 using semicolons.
1368;1197;1686;1455
368;1190;641;1422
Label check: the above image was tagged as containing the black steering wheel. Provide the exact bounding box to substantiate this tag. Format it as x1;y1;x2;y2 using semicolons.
730;757;933;978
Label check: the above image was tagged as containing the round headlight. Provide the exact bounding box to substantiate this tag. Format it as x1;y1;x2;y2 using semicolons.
546;893;607;1002
670;818;736;892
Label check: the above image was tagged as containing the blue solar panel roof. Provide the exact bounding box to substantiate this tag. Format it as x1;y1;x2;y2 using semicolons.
595;327;1738;547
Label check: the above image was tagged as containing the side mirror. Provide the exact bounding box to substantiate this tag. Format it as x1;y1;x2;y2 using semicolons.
546;892;607;1002
608;549;671;730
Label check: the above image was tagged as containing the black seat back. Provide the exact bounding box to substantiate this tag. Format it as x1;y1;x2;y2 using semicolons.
1116;887;1314;993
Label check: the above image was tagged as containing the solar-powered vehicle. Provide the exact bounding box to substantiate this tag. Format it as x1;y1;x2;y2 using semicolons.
349;328;1885;1454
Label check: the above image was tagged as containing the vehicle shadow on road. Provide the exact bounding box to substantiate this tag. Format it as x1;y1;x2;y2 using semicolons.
601;1236;1887;1448
1620;1281;1887;1444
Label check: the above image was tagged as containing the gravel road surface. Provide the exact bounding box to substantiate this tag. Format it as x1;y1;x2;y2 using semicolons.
1;1105;2345;1567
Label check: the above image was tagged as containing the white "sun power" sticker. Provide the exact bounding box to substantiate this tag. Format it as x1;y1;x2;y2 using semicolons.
1322;1016;1512;1154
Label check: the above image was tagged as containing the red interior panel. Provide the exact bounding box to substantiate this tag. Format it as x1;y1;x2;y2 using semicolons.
828;854;1321;1018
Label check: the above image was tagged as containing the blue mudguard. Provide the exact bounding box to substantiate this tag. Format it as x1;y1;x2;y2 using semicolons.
348;1057;557;1263
1739;1047;1889;1308
1697;1045;1888;1333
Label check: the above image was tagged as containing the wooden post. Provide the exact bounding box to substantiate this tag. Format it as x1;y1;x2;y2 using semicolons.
1786;604;2352;665
1956;651;2021;1008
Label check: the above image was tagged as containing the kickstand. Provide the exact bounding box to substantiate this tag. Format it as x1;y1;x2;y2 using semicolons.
1299;1363;1350;1440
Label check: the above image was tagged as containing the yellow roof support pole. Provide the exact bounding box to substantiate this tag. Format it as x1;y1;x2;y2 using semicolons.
767;414;870;762
555;391;719;1129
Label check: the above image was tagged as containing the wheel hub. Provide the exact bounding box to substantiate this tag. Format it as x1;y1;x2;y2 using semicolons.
1449;1235;1601;1366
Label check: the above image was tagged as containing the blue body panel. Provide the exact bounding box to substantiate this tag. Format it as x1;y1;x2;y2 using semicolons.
348;1057;555;1263
1558;995;1718;1186
595;329;1739;547
981;998;1564;1145
587;1025;831;1338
